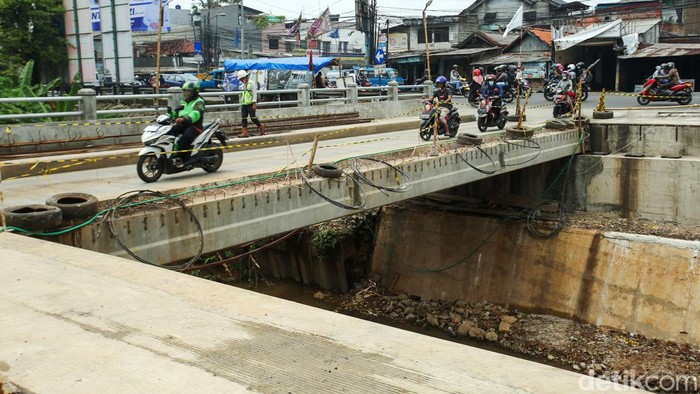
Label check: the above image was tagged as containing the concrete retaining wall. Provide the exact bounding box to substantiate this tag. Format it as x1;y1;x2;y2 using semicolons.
570;155;700;225
369;207;700;346
0;100;422;155
589;122;700;156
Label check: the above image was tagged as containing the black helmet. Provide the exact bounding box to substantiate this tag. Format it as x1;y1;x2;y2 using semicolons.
452;64;459;69
508;65;517;72
663;63;671;70
576;62;586;68
668;62;676;69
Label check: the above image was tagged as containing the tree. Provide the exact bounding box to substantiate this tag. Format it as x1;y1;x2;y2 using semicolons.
0;0;67;81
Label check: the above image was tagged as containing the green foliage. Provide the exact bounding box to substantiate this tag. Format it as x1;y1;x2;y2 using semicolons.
0;0;67;81
251;15;269;29
0;60;80;123
311;223;353;261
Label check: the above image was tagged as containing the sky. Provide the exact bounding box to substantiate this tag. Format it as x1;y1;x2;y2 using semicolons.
168;0;481;22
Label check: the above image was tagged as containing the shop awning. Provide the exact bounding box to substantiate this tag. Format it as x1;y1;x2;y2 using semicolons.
553;19;622;51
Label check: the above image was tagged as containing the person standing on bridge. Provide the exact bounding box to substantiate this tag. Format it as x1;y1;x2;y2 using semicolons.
237;70;265;138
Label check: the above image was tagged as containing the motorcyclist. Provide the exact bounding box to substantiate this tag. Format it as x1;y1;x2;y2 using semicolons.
415;69;429;85
555;71;575;109
432;76;453;136
169;81;205;166
549;64;563;80
469;68;483;102
450;64;463;91
356;67;371;87
494;65;508;98
481;74;499;99
658;62;680;91
651;65;662;79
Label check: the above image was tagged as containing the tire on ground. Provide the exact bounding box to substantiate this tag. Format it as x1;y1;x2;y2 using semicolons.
46;192;99;220
313;163;343;178
506;125;534;138
3;204;63;231
456;133;483;145
592;111;614;119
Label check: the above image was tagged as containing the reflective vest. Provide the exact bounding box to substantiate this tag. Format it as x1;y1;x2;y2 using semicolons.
240;81;255;105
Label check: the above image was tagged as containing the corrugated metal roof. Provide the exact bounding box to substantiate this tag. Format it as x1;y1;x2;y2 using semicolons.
621;18;661;35
389;47;497;60
473;52;550;65
619;43;700;58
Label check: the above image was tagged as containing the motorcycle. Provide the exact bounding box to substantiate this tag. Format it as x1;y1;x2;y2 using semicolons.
637;78;693;105
446;78;470;98
543;77;560;101
419;99;461;141
552;89;575;118
137;113;228;183
476;95;508;132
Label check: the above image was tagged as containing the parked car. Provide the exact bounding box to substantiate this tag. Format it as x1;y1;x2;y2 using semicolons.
163;73;200;87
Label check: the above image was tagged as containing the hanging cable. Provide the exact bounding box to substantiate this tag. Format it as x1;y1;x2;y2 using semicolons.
351;156;413;193
102;190;204;270
456;143;499;175
301;169;367;210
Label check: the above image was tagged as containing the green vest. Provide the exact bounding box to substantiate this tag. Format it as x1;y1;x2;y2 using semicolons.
240;81;256;105
171;95;205;128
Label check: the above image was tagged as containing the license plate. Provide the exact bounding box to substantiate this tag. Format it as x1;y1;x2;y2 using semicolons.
420;114;431;119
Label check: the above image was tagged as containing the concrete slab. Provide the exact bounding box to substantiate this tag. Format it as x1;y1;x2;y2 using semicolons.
0;232;639;393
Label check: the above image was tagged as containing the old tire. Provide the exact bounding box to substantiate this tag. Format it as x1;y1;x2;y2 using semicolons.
457;133;483;145
313;163;343;178
46;193;99;220
592;111;613;119
3;204;62;231
506;125;534;138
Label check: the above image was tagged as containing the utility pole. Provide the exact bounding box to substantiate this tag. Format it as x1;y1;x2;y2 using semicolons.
240;1;246;59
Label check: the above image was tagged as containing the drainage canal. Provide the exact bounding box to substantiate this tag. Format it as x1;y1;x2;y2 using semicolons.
180;200;700;393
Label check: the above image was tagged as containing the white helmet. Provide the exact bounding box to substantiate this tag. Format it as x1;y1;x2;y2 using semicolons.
569;71;577;79
237;70;248;79
567;64;575;71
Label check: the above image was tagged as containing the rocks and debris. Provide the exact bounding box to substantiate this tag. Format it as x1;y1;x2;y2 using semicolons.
334;280;700;392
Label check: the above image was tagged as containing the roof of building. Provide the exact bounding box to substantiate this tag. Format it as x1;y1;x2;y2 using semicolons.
472;52;551;65
455;31;520;49
389;47;498;60
528;28;553;45
618;43;700;58
460;0;587;15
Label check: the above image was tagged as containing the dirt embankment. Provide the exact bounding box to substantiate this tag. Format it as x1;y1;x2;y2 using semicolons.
328;280;700;393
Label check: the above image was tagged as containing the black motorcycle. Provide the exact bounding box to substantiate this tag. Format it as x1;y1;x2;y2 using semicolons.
446;79;469;98
468;81;481;108
543;77;560;101
419;99;461;141
477;96;508;132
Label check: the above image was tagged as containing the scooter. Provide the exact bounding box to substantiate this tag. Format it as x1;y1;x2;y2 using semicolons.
137;113;228;183
468;80;481;108
476;95;508;132
419;99;461;141
637;78;693;105
543;77;560;101
552;89;575;118
446;78;470;98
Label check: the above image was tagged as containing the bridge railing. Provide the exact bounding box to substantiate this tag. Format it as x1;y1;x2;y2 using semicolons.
1;81;430;123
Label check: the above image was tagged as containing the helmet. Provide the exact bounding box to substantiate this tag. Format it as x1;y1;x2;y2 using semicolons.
453;64;459;69
182;81;200;91
237;70;248;79
473;69;481;76
435;76;447;84
485;74;496;81
663;63;671;70
554;64;563;71
576;62;586;69
567;64;575;71
359;67;365;71
569;71;577;79
668;62;676;69
508;65;517;72
562;72;569;80
655;65;661;70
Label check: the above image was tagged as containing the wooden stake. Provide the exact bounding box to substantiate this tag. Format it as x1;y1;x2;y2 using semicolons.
306;134;320;177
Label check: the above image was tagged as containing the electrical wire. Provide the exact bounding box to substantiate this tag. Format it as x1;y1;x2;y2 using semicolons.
349;156;413;193
501;137;542;167
456;142;499;175
301;168;367;210
102;190;204;270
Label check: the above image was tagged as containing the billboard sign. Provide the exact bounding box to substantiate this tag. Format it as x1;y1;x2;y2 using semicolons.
91;0;171;32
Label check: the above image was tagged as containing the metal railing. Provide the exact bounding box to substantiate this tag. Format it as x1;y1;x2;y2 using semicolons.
1;81;430;123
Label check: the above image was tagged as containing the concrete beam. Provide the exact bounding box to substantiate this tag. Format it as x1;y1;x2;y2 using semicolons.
60;129;583;265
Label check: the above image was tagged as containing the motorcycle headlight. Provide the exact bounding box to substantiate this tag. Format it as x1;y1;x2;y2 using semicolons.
424;104;431;111
144;138;158;146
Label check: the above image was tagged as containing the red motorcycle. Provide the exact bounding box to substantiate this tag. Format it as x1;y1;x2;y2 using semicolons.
638;78;693;105
476;95;507;132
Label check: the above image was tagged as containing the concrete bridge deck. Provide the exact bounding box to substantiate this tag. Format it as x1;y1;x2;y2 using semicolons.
0;232;638;393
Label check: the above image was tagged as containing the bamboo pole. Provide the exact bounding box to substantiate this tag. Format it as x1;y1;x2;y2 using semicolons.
306;134;320;176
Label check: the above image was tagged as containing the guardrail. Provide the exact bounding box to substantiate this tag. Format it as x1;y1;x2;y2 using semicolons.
2;81;432;123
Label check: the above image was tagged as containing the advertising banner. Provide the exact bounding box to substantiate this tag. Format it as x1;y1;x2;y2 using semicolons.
91;0;171;32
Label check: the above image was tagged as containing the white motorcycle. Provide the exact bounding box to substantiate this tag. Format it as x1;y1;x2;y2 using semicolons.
137;114;227;183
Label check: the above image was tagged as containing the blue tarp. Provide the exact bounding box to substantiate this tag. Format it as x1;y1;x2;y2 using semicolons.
223;57;339;73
